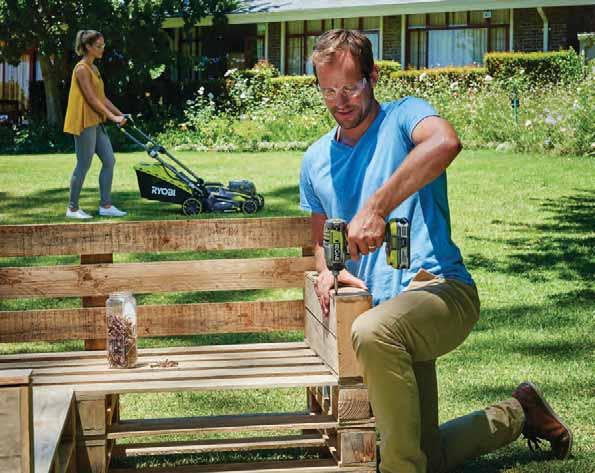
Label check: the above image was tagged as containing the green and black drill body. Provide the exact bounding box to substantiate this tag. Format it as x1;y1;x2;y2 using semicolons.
322;217;411;294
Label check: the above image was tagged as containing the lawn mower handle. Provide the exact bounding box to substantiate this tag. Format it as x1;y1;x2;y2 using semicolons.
116;118;205;186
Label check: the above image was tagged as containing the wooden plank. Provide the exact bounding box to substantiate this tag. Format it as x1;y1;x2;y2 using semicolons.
0;384;33;473
304;273;371;379
81;254;112;351
0;341;309;363
35;364;331;386
76;437;112;473
0;217;312;257
0;300;305;343
32;387;74;473
304;272;370;338
112;434;326;457
0;257;315;298
0;368;33;385
337;387;371;422
0;348;317;370
0;342;310;363
54;439;75;473
71;374;338;398
304;309;338;376
338;430;376;466
77;397;107;436
108;413;338;439
109;458;375;473
32;356;322;376
332;294;371;380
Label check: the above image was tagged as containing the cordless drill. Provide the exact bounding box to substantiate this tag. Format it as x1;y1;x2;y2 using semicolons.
323;217;411;294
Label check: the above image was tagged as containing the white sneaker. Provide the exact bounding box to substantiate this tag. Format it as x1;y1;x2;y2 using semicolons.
99;205;127;217
66;208;93;219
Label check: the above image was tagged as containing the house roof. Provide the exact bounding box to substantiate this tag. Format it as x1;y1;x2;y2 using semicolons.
163;0;591;27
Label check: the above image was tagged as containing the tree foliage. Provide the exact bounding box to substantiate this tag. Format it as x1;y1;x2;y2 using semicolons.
0;0;236;126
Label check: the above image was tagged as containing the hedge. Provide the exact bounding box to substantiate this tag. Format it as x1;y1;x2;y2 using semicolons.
484;50;583;84
375;60;402;81
390;66;487;87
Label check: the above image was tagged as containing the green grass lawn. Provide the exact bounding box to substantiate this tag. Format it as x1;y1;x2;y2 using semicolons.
0;149;594;472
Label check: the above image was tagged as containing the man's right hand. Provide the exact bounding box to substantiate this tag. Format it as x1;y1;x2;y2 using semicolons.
314;269;368;316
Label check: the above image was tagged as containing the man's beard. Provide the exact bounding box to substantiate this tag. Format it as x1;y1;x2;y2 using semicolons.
332;98;374;130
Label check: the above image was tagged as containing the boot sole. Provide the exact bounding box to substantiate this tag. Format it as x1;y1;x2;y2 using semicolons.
525;381;573;460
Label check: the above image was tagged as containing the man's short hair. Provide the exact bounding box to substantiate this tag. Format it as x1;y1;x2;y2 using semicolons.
311;29;374;81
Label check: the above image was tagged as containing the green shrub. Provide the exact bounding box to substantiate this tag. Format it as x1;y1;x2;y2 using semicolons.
375;60;401;82
485;50;584;85
390;66;487;87
270;75;317;88
0;121;73;154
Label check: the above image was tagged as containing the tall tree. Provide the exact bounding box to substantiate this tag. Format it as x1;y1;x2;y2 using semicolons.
0;0;236;127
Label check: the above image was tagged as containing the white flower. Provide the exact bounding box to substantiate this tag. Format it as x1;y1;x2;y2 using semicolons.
240;92;246;99
224;68;238;77
572;101;580;111
418;72;428;82
524;120;533;127
208;92;214;100
450;81;459;90
484;74;493;82
198;86;205;96
544;114;557;126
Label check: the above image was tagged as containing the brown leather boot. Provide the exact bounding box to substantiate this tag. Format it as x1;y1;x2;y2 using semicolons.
512;381;573;460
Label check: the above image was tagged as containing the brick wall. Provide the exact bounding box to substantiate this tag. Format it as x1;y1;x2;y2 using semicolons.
514;8;543;52
268;22;281;70
382;15;402;62
515;6;595;52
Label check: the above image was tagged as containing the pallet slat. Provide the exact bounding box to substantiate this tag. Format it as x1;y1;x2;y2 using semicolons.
32;356;322;376
112;434;327;457
34;364;331;386
72;374;338;397
109;458;373;473
109;413;338;439
0;299;305;342
0;345;316;370
0;257;315;298
0;217;312;257
32;387;74;473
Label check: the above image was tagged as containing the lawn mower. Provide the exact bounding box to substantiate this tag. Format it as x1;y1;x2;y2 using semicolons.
118;117;264;216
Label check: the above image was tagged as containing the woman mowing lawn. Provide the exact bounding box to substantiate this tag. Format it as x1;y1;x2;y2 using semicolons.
63;29;127;219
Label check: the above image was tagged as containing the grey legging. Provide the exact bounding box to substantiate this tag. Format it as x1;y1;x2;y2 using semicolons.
69;124;115;209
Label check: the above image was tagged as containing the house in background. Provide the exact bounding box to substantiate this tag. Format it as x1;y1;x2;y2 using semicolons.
162;0;595;78
1;0;594;119
0;50;41;123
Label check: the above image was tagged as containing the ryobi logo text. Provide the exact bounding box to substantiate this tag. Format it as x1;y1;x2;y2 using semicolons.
151;186;176;197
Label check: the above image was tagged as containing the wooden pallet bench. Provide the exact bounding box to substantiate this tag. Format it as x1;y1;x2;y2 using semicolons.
0;217;375;473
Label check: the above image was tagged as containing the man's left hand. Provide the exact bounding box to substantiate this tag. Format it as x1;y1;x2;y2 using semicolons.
347;208;385;259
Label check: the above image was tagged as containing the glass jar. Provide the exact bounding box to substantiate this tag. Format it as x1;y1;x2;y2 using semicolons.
106;292;138;368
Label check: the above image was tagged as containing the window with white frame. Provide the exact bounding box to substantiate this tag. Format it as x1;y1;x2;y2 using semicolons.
256;23;266;61
408;10;509;69
286;17;381;75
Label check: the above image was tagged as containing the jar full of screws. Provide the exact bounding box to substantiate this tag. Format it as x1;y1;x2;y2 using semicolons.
106;292;138;368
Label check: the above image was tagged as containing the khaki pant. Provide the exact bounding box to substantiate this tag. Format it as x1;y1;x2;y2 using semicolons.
351;270;525;473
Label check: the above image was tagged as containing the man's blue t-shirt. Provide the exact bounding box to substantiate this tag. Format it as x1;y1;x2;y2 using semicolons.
299;97;474;305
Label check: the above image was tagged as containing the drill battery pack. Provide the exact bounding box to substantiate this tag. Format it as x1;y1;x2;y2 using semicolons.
386;218;411;269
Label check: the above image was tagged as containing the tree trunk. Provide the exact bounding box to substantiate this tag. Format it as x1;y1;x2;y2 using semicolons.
38;54;64;128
